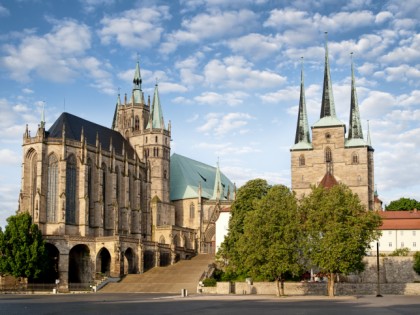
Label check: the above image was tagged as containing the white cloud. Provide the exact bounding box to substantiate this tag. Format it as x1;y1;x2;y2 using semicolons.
98;6;170;48
0;149;20;165
194;91;248;107
2;20;91;82
79;0;115;13
0;4;10;16
227;33;282;60
374;64;420;84
197;112;254;136
380;34;420;64
204;56;286;89
375;11;393;24
160;9;258;54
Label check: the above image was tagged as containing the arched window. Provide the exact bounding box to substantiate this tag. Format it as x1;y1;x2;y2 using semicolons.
115;166;121;205
155;136;158;143
325;147;332;163
135;116;139;130
47;154;58;223
87;158;94;227
101;163;107;204
189;203;195;219
163;170;167;179
66;154;77;224
299;154;305;166
352;152;359;164
30;152;37;216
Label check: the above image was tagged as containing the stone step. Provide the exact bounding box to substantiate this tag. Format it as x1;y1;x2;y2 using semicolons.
101;254;214;293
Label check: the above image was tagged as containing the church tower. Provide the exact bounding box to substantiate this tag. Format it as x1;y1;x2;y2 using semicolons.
290;34;374;210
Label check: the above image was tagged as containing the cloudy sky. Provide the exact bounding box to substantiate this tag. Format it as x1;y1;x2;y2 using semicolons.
0;0;419;227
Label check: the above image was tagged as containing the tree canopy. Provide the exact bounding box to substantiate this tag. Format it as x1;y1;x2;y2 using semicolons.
0;212;48;280
239;185;303;296
218;179;270;278
385;197;420;211
301;184;382;296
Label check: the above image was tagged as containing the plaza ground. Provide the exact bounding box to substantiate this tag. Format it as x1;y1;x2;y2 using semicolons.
0;293;419;315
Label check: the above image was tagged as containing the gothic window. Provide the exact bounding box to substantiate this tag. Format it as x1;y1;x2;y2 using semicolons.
115;166;121;205
189;203;195;219
164;170;167;179
155;136;158;143
352;152;359;164
66;154;77;224
145;137;148;144
135;116;139;130
299;154;305;166
101;163;107;204
156;148;159;157
325;147;332;163
30;152;37;216
87;158;94;226
47;154;58;223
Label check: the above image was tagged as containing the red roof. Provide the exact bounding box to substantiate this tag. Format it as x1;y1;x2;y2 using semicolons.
319;172;338;189
378;210;420;230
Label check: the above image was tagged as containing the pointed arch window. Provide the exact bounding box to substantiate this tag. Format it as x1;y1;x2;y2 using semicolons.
115;166;121;205
352;152;359;164
30;152;38;216
189;203;195;219
66;154;77;224
87;158;94;227
135;116;139;130
102;163;107;205
299;154;305;166
47;154;58;223
325;147;332;163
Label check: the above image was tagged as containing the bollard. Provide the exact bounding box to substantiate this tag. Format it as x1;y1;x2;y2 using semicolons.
181;288;188;297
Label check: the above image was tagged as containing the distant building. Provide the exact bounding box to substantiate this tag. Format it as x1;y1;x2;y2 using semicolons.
290;37;374;210
17;61;234;289
370;210;420;254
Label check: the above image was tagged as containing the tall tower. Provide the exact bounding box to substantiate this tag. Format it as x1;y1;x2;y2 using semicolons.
290;34;374;210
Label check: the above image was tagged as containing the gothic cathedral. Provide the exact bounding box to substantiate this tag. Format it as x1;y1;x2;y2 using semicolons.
290;38;374;210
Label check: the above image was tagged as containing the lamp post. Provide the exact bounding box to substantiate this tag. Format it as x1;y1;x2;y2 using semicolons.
376;242;382;297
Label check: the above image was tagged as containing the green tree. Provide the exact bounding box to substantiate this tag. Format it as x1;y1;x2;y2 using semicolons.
301;184;382;297
218;179;270;278
386;197;420;211
413;252;420;275
239;185;303;296
0;212;48;280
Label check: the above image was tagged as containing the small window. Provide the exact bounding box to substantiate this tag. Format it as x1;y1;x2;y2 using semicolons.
413;231;416;236
401;230;404;236
155;136;158;143
146;137;148;144
388;230;392;235
414;242;417;247
352;152;359;164
325;147;332;163
189;203;195;219
401;242;404;247
164;170;167;179
299;154;305;166
325;133;331;140
135;116;139;130
389;242;392;247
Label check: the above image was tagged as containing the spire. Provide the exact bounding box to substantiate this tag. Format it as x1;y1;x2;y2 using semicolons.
130;58;143;104
146;82;165;130
112;92;121;130
320;32;336;118
367;120;372;146
41;101;45;129
294;57;311;145
212;159;224;200
348;53;364;140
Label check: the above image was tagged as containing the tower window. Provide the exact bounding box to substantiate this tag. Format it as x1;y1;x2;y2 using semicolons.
189;203;195;219
65;154;77;224
146;137;148;144
135;116;139;130
352;152;359;164
299;154;305;166
155;136;158;143
47;154;58;223
325;147;332;163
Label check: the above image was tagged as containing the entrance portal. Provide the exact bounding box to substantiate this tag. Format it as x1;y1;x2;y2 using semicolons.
68;244;91;284
96;247;111;277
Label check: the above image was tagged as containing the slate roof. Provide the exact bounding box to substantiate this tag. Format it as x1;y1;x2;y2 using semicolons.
47;112;135;157
170;153;234;201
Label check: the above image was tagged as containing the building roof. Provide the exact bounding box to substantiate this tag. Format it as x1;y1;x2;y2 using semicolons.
47;112;135;157
378;211;420;230
293;59;311;148
319;172;338;189
170;153;234;201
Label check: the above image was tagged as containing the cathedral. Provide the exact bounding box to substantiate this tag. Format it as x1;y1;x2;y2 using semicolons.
290;38;374;210
17;61;234;289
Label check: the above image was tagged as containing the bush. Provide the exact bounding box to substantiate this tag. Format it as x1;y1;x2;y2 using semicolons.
413;252;420;275
389;247;410;256
202;278;217;287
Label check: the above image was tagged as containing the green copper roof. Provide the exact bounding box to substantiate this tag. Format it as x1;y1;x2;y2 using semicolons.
294;58;311;146
312;116;345;128
291;140;313;150
170;153;234;201
130;61;143;104
212;161;224;200
345;138;367;147
146;84;165;129
348;54;364;141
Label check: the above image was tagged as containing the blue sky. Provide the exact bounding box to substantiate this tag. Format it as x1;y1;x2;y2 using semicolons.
0;0;419;227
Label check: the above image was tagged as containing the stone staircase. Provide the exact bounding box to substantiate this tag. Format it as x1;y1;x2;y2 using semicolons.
100;254;215;294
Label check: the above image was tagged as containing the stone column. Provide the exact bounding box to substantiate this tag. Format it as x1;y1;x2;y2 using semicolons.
58;253;69;292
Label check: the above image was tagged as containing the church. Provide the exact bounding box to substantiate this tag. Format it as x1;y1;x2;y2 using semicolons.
17;61;234;289
290;38;374;210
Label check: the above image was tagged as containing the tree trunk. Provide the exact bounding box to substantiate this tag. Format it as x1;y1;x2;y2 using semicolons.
280;278;285;296
275;278;280;297
327;273;335;297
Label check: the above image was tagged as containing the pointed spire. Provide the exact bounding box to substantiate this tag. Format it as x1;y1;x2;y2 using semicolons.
367;120;372;146
112;92;121;130
146;82;165;130
131;59;143;104
294;57;311;145
320;32;336;118
348;53;364;140
41;101;45;129
212;158;224;200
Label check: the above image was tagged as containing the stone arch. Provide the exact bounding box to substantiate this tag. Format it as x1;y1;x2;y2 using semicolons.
204;224;216;254
68;244;91;284
25;148;38;217
143;250;154;272
96;247;111;277
173;234;180;247
123;247;136;275
159;235;166;244
33;243;59;284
